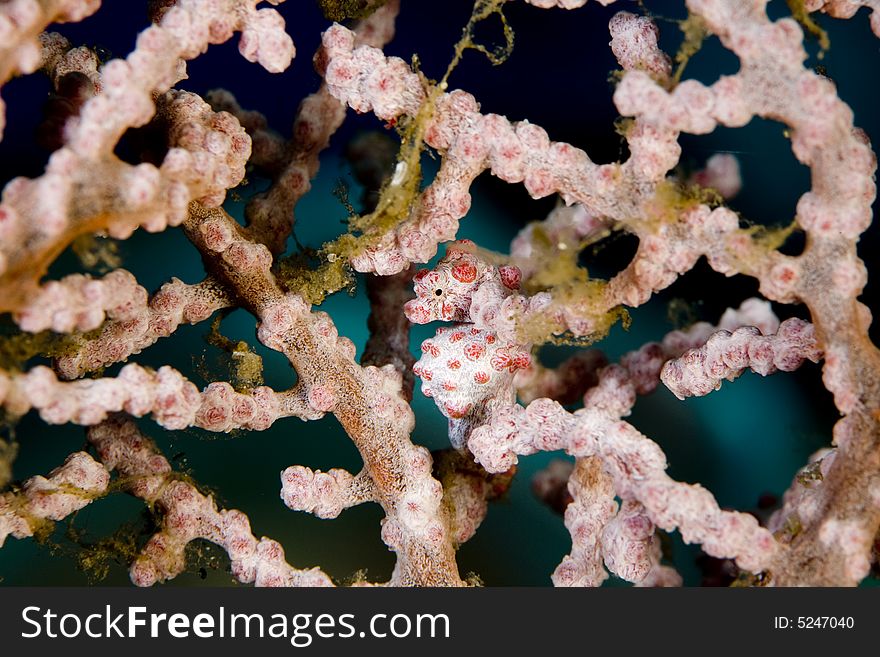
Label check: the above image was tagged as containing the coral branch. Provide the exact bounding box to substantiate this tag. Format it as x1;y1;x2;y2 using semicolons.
0;0;101;139
0;363;316;430
661;317;822;399
1;0;879;589
233;0;400;252
183;202;465;586
552;456;616;587
205;88;288;173
509;203;610;285
608;10;672;81
470;394;778;572
0;0;294;312
433;448;514;547
600;499;657;583
14;269;148;333
0;451;109;547
804;0;880;37
515;351;606;405
688;153;742;200
281;466;377;519
54;277;231;380
88;416;332;586
463;299;789;574
362;266;417;399
320;18;802;345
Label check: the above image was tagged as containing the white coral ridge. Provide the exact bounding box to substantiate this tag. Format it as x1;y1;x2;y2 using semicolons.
661;317;821;399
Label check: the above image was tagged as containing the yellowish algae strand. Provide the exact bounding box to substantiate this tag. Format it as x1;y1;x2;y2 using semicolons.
277;0;513;305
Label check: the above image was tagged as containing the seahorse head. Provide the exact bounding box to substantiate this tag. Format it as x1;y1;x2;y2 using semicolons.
404;240;521;324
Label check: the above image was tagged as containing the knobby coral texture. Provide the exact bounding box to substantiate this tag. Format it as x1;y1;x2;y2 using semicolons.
0;0;878;587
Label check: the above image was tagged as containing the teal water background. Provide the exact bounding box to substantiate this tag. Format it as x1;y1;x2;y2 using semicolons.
0;0;878;586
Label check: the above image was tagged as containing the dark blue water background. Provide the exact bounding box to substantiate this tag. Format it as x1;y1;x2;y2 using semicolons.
0;0;878;585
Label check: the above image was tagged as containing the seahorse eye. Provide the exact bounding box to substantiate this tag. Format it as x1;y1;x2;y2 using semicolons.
434;288;443;297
